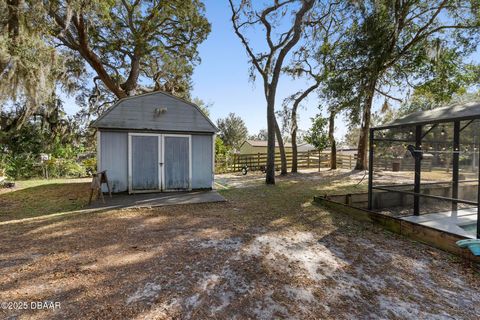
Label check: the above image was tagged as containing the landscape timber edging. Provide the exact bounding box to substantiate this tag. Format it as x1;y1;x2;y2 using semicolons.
313;195;480;263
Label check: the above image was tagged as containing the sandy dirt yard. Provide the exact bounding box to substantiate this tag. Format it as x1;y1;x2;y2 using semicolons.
1;170;479;319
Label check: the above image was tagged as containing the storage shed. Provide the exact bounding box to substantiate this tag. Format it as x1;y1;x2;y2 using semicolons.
91;91;217;193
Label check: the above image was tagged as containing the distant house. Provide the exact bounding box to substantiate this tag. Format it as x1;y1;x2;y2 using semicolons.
297;143;317;152
239;140;292;154
238;140;316;154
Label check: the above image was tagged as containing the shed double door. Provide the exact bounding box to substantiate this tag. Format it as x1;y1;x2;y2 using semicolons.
129;133;191;193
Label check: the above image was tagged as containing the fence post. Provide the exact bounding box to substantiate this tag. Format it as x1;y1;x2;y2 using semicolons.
307;150;310;168
257;153;260;170
318;151;321;172
349;155;352;169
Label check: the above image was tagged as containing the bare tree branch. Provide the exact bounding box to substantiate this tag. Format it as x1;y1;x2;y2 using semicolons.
375;88;402;102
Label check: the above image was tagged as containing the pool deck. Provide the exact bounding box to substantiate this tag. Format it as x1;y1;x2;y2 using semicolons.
402;208;477;238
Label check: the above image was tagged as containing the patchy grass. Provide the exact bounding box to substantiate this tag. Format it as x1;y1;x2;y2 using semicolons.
0;178;91;222
0;170;479;319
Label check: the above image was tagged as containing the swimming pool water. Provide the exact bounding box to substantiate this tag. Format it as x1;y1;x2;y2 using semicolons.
460;223;477;235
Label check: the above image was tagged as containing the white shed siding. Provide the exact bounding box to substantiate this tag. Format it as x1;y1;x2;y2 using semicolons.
100;131;128;192
99;131;213;192
191;135;213;189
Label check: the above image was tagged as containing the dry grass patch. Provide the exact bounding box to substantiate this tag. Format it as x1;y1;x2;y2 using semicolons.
0;170;479;319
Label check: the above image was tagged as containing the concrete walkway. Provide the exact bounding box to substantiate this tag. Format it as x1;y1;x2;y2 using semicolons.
87;190;226;210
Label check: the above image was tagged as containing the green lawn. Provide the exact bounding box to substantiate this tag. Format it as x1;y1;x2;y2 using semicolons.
0;171;367;223
0;178;91;222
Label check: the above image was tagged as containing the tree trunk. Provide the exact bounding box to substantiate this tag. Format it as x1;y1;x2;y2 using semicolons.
289;84;319;173
291;110;298;173
120;52;141;95
7;0;20;41
274;118;288;175
229;0;315;185
77;44;127;99
329;111;337;170
65;14;128;99
355;80;377;170
266;94;276;184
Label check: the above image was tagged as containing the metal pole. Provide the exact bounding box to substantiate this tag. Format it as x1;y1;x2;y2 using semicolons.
473;136;476;173
452;121;460;214
368;128;374;210
477;135;480;239
414;125;422;216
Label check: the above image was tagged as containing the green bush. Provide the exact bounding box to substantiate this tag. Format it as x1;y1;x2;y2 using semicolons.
215;137;232;174
5;153;40;180
4;155;89;180
45;158;86;178
82;157;97;176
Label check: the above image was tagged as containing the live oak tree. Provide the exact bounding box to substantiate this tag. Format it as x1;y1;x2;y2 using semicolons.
1;1;87;178
216;113;249;150
336;0;480;170
229;0;315;184
44;0;210;100
0;0;85;130
1;0;210;178
1;0;210;128
327;108;337;169
398;49;480;115
283;0;344;172
342;109;396;148
283;58;321;172
276;106;293;143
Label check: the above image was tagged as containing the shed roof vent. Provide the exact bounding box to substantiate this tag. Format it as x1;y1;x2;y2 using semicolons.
154;107;167;117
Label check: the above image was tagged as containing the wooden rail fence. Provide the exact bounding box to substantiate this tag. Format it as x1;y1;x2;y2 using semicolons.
215;151;356;173
215;152;438;174
372;157;433;172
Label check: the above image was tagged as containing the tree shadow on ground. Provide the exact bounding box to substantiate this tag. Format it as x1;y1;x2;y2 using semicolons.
1;169;478;319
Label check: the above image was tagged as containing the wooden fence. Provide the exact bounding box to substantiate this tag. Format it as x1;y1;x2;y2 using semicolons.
372;157;433;172
215;152;437;174
215;151;356;173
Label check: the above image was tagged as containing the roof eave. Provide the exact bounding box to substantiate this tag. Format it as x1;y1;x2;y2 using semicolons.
373;114;480;131
373;101;480;130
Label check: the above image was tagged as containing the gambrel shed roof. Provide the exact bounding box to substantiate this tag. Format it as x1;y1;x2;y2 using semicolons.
91;91;217;133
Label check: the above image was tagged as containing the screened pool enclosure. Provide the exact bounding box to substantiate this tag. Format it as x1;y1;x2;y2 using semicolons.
367;102;480;239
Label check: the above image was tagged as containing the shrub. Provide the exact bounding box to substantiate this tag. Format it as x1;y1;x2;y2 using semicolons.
82;157;97;176
5;153;39;180
45;158;86;178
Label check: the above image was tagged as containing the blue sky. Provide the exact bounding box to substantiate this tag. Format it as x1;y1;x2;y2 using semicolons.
63;0;334;138
62;0;480;142
190;0;326;138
